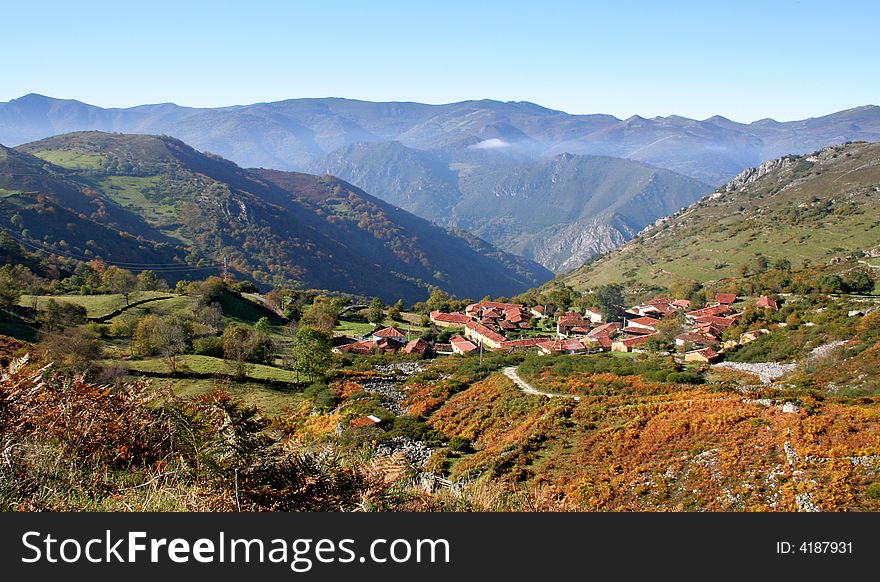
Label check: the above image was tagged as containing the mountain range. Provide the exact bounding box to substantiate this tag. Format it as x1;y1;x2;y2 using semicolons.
2;94;878;273
562;140;880;290
3;94;878;184
1;131;551;302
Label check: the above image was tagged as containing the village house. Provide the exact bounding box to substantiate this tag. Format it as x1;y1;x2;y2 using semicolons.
672;299;692;310
556;312;592;337
498;337;550;351
694;314;740;330
716;293;738;305
450;335;479;355
403;338;434;357
588;322;621;336
686;304;732;319
739;328;771;344
756;296;779;311
611;333;659;353
433;342;454;355
429;310;471;328
684;347;721;363
626;316;661;331
583;307;603;323
675;332;720;349
530;305;547;319
371;326;407;344
464;321;506;349
333;340;380;355
537;338;588;355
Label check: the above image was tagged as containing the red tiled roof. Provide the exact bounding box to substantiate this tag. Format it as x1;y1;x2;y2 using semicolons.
500;338;550;348
618;333;659;347
686;305;731;318
450;335;479;353
374;326;406;338
593;334;613;349
756;296;778;310
622;326;656;336
695;315;739;329
676;332;720;346
716;293;738;305
531;305;545;314
570;326;592;334
558;315;590;327
629;316;661;327
588;322;621;337
403;338;432;354
537;338;586;352
337;341;378;354
466;301;524;314
430;310;471;324
688;347;720;361
465;321;506;345
672;299;692;309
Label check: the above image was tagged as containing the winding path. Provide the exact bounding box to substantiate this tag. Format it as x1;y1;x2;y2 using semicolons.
502;366;581;401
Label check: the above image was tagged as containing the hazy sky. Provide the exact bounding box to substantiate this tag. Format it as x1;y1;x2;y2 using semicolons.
3;0;877;122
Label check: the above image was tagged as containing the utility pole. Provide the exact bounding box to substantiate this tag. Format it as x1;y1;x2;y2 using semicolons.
479;341;483;368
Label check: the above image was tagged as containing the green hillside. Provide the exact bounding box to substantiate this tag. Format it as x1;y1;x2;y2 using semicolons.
563;141;880;290
8;132;552;302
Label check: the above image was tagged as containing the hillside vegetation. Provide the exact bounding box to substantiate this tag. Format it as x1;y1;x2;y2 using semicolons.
3;132;551;302
564;141;880;289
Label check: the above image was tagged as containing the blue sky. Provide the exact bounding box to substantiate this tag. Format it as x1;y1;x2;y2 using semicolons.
3;0;877;121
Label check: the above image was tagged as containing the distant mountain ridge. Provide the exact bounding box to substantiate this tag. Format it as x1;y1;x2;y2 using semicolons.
3;94;877;273
311;145;711;272
2;94;878;184
1;131;552;302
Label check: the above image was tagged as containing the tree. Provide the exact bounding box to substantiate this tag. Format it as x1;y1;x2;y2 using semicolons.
817;275;845;294
254;316;272;335
0;265;24;307
293;325;333;382
152;317;192;374
367;297;385;325
844;271;875;294
300;298;339;332
136;270;165;291
222;326;253;379
101;266;137;305
425;288;451;312
38;326;102;371
39;299;87;331
594;284;625;321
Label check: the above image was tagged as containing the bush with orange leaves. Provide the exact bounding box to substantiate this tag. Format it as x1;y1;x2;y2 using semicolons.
0;355;405;512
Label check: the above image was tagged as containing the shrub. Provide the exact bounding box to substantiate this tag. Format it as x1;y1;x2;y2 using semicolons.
448;436;472;452
666;371;705;385
867;482;880;500
193;336;224;357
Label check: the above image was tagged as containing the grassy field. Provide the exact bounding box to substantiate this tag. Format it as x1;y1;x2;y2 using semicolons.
91;175;178;225
108;355;299;383
31;149;105;170
20;291;173;318
142;376;305;417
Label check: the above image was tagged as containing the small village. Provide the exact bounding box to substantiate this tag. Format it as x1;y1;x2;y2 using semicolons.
332;292;782;365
